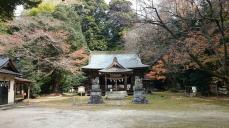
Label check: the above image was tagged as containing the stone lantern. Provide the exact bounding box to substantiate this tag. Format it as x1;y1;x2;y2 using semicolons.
88;77;103;104
132;76;148;104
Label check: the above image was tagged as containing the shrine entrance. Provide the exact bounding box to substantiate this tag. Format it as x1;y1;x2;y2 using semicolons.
105;74;131;91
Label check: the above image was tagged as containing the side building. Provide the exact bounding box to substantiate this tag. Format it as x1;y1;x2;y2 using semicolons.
0;56;32;105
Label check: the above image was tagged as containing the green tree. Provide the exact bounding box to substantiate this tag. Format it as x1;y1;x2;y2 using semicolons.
7;6;86;95
61;73;87;92
74;0;109;51
27;2;56;16
53;5;86;50
0;0;41;20
107;0;135;49
109;0;133;28
74;0;134;50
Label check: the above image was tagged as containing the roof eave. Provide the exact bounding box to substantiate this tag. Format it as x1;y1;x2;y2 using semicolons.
82;65;149;70
99;71;133;74
15;77;33;84
0;71;21;76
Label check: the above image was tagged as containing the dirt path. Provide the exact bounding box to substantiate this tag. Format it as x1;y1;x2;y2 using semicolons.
0;107;229;128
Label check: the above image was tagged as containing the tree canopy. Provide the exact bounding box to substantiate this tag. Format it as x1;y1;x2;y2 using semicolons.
0;0;41;20
0;0;135;95
132;0;229;91
73;0;135;51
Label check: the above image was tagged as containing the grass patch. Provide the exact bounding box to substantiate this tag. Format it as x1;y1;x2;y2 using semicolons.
24;91;229;111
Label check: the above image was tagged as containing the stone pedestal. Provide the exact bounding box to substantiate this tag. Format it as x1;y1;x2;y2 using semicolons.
132;87;148;104
88;86;103;104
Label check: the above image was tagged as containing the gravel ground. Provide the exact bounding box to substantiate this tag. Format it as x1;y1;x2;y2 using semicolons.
0;107;229;128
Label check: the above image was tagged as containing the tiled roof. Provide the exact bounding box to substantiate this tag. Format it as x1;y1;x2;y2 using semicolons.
0;57;20;75
82;51;149;69
0;57;31;83
0;57;9;69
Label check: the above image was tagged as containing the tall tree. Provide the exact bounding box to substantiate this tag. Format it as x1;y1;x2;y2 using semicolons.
136;0;229;86
73;0;135;51
74;0;109;51
107;0;135;49
6;5;88;94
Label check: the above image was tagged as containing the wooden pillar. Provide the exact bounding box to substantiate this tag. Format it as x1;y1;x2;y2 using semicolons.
115;80;118;91
90;78;94;90
105;75;107;92
22;85;25;99
124;75;127;91
14;83;16;103
131;76;135;91
27;85;30;103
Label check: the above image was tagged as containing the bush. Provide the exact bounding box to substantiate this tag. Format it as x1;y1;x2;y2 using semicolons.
31;83;41;98
27;2;55;16
168;69;212;95
0;20;8;34
61;73;87;93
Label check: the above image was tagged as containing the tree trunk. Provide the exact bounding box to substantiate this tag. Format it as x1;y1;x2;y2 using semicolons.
52;69;62;93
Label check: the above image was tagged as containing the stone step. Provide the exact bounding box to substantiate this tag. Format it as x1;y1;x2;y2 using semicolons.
218;86;228;95
106;91;128;100
0;104;15;110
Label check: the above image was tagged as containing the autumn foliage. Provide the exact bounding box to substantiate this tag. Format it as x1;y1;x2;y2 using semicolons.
145;60;167;81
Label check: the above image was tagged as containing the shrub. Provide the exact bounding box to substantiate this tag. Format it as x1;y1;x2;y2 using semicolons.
61;73;87;93
27;2;55;16
0;20;8;34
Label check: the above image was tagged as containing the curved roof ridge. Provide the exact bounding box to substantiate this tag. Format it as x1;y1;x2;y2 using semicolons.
90;51;137;55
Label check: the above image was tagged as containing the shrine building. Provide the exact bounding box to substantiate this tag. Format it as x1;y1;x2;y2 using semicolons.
82;51;149;95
